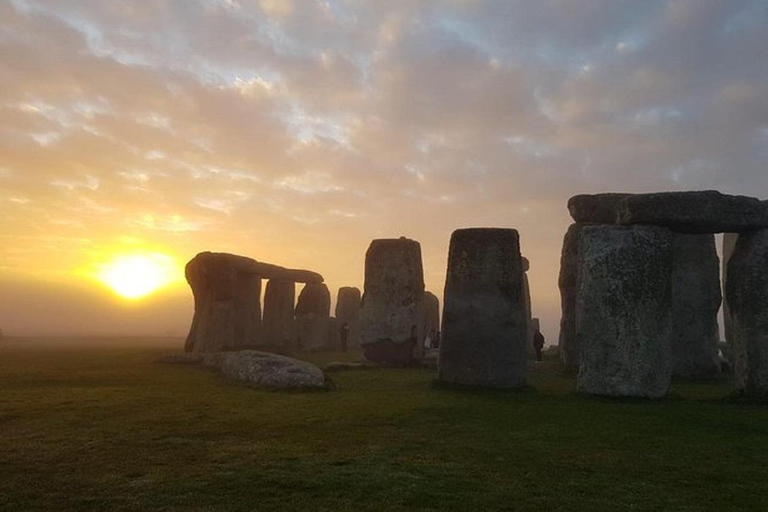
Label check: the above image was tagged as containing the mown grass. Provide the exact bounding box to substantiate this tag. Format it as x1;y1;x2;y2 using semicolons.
1;337;767;511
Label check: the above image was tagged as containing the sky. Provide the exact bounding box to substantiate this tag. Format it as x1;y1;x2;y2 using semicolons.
1;0;767;340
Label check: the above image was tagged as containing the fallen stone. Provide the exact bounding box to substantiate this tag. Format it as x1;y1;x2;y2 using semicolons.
184;252;263;354
557;223;583;373
262;279;296;349
568;193;634;224
671;233;722;379
359;237;425;363
576;225;673;398
217;350;327;390
335;287;362;348
726;229;768;397
617;190;768;234
439;228;528;389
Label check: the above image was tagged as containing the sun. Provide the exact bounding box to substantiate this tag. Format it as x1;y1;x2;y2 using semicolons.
97;253;180;300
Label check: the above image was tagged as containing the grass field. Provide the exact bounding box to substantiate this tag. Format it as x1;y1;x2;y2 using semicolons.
1;337;767;511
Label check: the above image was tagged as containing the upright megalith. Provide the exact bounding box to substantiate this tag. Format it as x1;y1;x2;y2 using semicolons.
617;191;768;234
439;228;528;389
671;233;722;379
262;279;296;349
335;287;362;348
295;282;331;351
577;226;674;398
722;233;739;347
726;230;768;397
422;291;440;345
558;223;583;373
359;237;425;363
184;252;263;353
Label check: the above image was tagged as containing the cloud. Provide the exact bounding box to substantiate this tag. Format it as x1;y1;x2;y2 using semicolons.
1;0;767;339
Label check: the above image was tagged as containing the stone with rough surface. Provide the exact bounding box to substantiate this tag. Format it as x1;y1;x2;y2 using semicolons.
726;230;768;397
217;350;327;389
439;228;528;389
422;291;440;343
568;193;634;224
576;225;673;398
184;252;263;353
295;283;331;351
558;223;583;373
617;191;768;234
359;238;425;363
335;287;362;348
262;279;296;349
671;233;721;379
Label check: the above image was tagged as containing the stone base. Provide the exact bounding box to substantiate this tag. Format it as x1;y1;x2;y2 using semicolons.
362;338;417;364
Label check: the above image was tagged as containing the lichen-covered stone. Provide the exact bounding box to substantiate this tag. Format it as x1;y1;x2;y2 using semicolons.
726;229;768;397
558;223;583;373
217;350;327;390
439;228;528;389
617;191;768;234
262;279;296;349
184;252;263;353
576;226;673;398
359;238;425;363
671;233;721;379
568;193;633;224
335;287;362;348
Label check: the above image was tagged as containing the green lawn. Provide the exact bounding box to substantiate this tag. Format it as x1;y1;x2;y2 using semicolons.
1;337;766;511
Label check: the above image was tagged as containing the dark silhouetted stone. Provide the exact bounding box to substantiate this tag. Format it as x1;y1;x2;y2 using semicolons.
577;226;673;398
567;193;634;224
360;238;425;363
335;287;362;348
295;283;331;351
184;252;263;354
262;279;296;349
671;233;721;379
558;223;583;373
439;228;528;389
726;230;768;397
422;291;440;345
617;191;768;234
722;233;739;347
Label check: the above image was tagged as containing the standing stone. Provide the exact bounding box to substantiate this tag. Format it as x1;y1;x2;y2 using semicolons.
184;252;262;354
671;233;722;379
576;226;674;398
722;233;739;347
262;279;296;349
326;317;342;351
558;223;584;373
335;287;362;348
726;230;768;397
359;237;425;363
295;283;331;351
523;272;535;364
439;228;528;389
422;291;440;345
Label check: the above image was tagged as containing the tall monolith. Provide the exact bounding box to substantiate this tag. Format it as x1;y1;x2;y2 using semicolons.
726;229;768;397
558;223;583;373
295;283;331;351
335;287;362;348
262;279;296;349
576;226;674;398
422;291;440;347
671;233;721;379
722;233;739;347
439;228;528;389
359;237;425;363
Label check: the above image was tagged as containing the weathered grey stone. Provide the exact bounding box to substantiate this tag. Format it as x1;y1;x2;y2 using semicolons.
726;230;768;397
576;225;674;398
217;350;327;390
558;223;583;373
295;283;331;351
671;233;722;379
617;191;768;234
335;287;362;348
568;193;634;224
422;291;440;344
722;233;739;347
359;237;425;363
184;252;263;354
262;279;296;349
438;228;528;389
326;317;341;351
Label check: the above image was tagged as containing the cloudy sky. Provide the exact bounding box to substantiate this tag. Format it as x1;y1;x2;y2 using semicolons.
1;0;767;338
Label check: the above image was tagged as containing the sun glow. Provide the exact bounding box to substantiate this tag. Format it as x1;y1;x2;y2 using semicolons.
97;253;181;300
